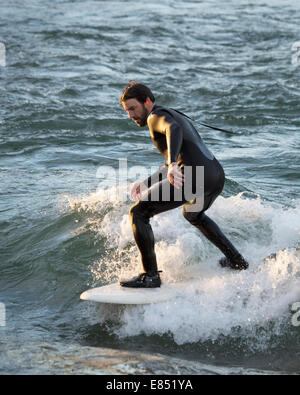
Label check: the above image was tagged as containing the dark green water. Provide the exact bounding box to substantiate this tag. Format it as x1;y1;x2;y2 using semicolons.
0;0;300;374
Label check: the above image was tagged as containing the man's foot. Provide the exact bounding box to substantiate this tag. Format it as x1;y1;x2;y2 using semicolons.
119;271;162;288
219;256;249;270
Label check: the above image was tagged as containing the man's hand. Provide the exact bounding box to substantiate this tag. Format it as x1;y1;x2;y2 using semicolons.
130;181;148;201
167;162;184;189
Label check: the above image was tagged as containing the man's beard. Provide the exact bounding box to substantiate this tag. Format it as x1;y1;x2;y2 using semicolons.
133;105;149;127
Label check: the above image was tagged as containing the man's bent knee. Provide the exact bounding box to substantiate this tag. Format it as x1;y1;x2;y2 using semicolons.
182;205;206;225
129;201;151;224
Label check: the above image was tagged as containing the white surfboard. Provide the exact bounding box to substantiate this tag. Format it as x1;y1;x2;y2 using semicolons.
80;281;187;305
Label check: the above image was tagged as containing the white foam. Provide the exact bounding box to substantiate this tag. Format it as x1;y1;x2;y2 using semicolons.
65;188;300;347
114;247;300;347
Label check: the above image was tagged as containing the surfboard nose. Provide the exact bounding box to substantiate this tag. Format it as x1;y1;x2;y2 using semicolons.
80;291;89;300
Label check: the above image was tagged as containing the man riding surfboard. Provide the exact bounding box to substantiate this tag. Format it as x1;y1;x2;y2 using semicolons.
120;81;249;288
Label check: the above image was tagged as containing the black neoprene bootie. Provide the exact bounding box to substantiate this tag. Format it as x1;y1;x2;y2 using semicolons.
119;271;162;288
219;255;249;270
188;213;249;271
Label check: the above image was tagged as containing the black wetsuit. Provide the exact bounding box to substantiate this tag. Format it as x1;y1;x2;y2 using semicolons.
129;105;245;274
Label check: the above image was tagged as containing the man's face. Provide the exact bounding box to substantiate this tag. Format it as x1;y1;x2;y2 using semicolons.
122;98;149;127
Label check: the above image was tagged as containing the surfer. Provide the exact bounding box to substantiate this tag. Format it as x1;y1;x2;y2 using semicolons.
120;81;249;288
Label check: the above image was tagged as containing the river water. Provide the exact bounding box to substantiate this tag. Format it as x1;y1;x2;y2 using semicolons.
0;0;300;374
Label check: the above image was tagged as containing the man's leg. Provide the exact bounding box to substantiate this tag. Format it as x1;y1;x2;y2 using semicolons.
120;179;185;287
182;198;249;270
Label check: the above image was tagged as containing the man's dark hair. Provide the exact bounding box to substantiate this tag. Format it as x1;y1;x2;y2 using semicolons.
120;81;155;104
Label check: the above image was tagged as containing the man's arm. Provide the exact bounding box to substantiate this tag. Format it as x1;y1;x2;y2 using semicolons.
147;111;183;165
